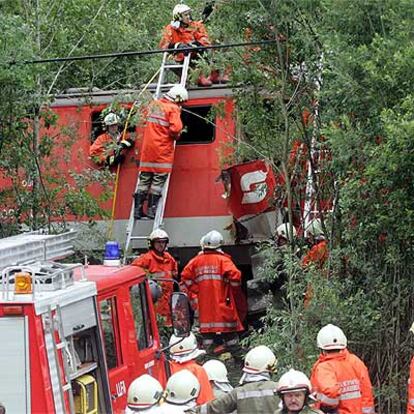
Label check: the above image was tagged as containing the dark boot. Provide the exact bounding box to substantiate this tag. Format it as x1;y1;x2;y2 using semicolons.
133;192;147;220
147;194;161;219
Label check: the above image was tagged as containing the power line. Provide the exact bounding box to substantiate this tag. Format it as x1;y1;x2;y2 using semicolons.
8;40;277;66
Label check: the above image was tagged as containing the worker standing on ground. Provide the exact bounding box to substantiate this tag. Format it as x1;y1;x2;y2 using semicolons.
181;230;244;365
163;370;201;413
134;85;187;220
132;229;177;326
191;345;279;413
276;369;323;414
169;332;214;405
302;218;328;268
160;4;227;86
125;374;164;414
89;113;132;166
203;359;234;398
310;324;375;414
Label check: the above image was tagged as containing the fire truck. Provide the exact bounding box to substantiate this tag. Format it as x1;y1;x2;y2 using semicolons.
0;230;190;413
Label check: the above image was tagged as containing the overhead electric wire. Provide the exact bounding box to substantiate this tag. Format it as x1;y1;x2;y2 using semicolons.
8;40;277;66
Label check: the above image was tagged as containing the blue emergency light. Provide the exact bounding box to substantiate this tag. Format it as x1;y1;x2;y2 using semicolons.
104;241;121;266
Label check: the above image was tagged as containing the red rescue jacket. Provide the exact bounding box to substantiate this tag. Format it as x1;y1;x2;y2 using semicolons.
132;250;177;326
170;359;214;405
159;21;211;62
181;250;243;334
407;356;414;413
89;132;118;164
310;349;375;414
139;98;183;174
302;240;329;268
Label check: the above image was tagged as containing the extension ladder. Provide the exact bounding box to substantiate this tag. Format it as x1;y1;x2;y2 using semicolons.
124;53;191;259
47;304;76;413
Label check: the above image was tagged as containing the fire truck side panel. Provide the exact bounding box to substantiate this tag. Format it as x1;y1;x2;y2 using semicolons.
0;316;30;413
81;265;167;412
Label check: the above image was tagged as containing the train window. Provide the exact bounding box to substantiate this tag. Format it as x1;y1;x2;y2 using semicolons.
90;111;135;142
99;297;120;369
179;105;215;144
129;282;154;350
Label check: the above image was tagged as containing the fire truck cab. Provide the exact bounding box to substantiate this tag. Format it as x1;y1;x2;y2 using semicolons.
0;230;183;413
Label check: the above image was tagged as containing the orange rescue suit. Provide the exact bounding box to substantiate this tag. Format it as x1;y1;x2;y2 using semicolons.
302;240;329;268
89;133;117;164
310;349;375;414
132;250;177;326
159;21;211;62
181;250;243;334
170;359;214;405
407;356;414;413
139;98;183;174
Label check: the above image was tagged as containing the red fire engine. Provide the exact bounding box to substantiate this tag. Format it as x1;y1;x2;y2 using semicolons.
0;230;189;413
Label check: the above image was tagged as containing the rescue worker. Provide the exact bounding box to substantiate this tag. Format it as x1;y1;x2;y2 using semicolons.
132;229;178;326
203;359;233;398
134;85;187;219
163;370;201;413
276;369;323;414
89;113;132;166
310;324;375;414
181;230;244;364
406;322;414;413
302;218;329;308
169;332;214;405
302;218;328;268
192;345;279;413
160;4;212;87
125;374;164;413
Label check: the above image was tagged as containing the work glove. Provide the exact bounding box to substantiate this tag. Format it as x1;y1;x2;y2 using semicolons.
119;139;133;149
106;153;124;167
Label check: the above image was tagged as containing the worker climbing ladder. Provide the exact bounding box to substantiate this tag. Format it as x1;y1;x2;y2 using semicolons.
124;52;191;259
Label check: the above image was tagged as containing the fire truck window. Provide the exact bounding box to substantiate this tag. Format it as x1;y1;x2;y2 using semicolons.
91;111;135;142
129;283;154;350
99;298;119;369
178;105;215;145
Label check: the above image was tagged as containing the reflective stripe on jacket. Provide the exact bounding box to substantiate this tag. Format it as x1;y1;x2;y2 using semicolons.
159;21;211;62
407;356;414;413
132;250;177;326
181;250;243;334
196;380;279;414
310;349;375;414
139;98;182;174
170;359;214;405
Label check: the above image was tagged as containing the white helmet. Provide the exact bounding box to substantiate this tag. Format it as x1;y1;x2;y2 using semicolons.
165;370;200;405
165;85;188;103
169;332;205;363
200;230;223;250
127;374;163;410
148;228;169;242
173;4;192;21
317;324;347;350
277;369;311;394
103;113;120;126
203;359;229;383
276;223;297;239
243;345;277;374
306;218;325;239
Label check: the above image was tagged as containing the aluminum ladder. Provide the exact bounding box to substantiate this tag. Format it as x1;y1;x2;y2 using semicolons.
0;230;77;270
47;304;76;413
124;53;191;259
